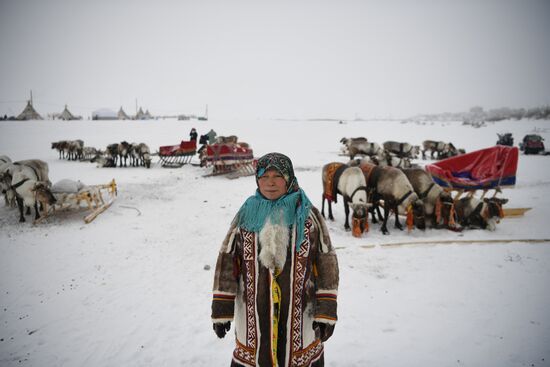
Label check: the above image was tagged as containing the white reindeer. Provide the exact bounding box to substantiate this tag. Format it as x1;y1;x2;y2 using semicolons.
8;160;53;222
321;163;369;231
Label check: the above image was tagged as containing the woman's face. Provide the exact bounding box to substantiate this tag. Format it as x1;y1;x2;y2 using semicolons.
258;168;287;200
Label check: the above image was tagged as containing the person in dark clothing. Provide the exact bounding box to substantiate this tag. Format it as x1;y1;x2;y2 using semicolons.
190;128;198;141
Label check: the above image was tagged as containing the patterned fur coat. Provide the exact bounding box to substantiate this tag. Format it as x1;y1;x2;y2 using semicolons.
212;206;339;367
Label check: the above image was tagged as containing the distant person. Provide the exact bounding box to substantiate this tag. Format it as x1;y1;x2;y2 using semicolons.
206;129;217;144
189;128;198;141
199;134;208;145
211;152;339;367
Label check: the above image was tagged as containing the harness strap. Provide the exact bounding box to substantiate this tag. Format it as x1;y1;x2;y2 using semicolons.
10;177;30;190
350;185;368;201
418;183;435;200
10;178;30;199
395;190;413;207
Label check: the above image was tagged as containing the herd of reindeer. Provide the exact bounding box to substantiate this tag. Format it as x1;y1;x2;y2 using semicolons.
51;140;153;168
0;139;152;224
1;136;507;232
320;137;506;236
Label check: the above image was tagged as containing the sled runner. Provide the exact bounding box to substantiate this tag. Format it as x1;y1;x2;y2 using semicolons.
158;140;197;168
200;143;256;178
34;179;117;224
425;145;518;200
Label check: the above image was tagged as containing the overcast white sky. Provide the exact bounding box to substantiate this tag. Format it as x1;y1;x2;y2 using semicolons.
1;0;549;119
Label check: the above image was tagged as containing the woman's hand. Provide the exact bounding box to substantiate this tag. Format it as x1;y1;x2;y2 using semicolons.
313;321;335;342
213;322;231;338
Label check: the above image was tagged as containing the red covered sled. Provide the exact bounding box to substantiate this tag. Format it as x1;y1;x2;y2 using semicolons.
200;143;256;177
426;145;518;198
158;140;197;168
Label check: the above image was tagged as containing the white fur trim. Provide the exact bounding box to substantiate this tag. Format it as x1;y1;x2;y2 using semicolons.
213;290;236;296
316;289;338;296
302;303;316;346
258;219;289;270
314;317;337;325
212;317;233;323
234;277;247;347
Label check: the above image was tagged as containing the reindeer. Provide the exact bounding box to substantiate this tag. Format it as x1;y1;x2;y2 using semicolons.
402;168;457;229
90;154;116;168
0;161;17;207
135;143;152;168
7;160;52;222
454;196;508;231
51;141;68;159
216;135;239;144
421;140;456;160
358;162;425;234
321;162;369;232
372;151;413;168
104;144;119;166
437;144;465;159
117;141;131;167
31;182;57;216
128;143;140;167
340;137;380;159
66;140;84;160
82;147;99;161
383;141;420;159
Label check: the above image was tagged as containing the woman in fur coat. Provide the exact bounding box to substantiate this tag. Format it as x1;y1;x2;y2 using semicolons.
211;152;339;367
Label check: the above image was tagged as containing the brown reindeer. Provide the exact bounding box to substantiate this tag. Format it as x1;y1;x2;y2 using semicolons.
358;161;425;234
383;141;420;159
402;168;457;229
455;196;508;231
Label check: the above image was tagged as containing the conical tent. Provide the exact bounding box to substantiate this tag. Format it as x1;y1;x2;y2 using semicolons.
135;107;146;120
17;100;43;120
59;105;76;120
145;109;152;119
118;106;130;120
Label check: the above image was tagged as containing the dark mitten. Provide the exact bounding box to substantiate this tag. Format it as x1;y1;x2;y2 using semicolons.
213;322;231;338
313;321;335;342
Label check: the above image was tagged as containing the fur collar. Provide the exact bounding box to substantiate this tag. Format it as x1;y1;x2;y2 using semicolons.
258;218;289;271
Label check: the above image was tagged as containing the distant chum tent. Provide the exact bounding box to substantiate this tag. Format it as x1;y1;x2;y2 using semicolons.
17;100;43;120
118;106;130;120
59;105;76;120
135;107;152;120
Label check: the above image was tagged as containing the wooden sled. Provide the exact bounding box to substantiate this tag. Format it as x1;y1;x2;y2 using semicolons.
502;207;532;218
201;143;256;179
158;140;197;168
35;179;117;224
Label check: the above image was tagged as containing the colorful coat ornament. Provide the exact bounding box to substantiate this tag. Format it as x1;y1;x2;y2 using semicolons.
212;207;339;367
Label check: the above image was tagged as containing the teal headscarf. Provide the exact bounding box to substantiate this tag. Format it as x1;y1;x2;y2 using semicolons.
237;153;312;251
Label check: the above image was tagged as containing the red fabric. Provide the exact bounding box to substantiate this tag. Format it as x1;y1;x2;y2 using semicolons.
204;143;253;160
425;146;518;190
159;140;196;156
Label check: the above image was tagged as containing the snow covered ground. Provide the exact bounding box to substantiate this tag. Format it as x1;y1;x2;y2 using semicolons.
1;118;550;367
